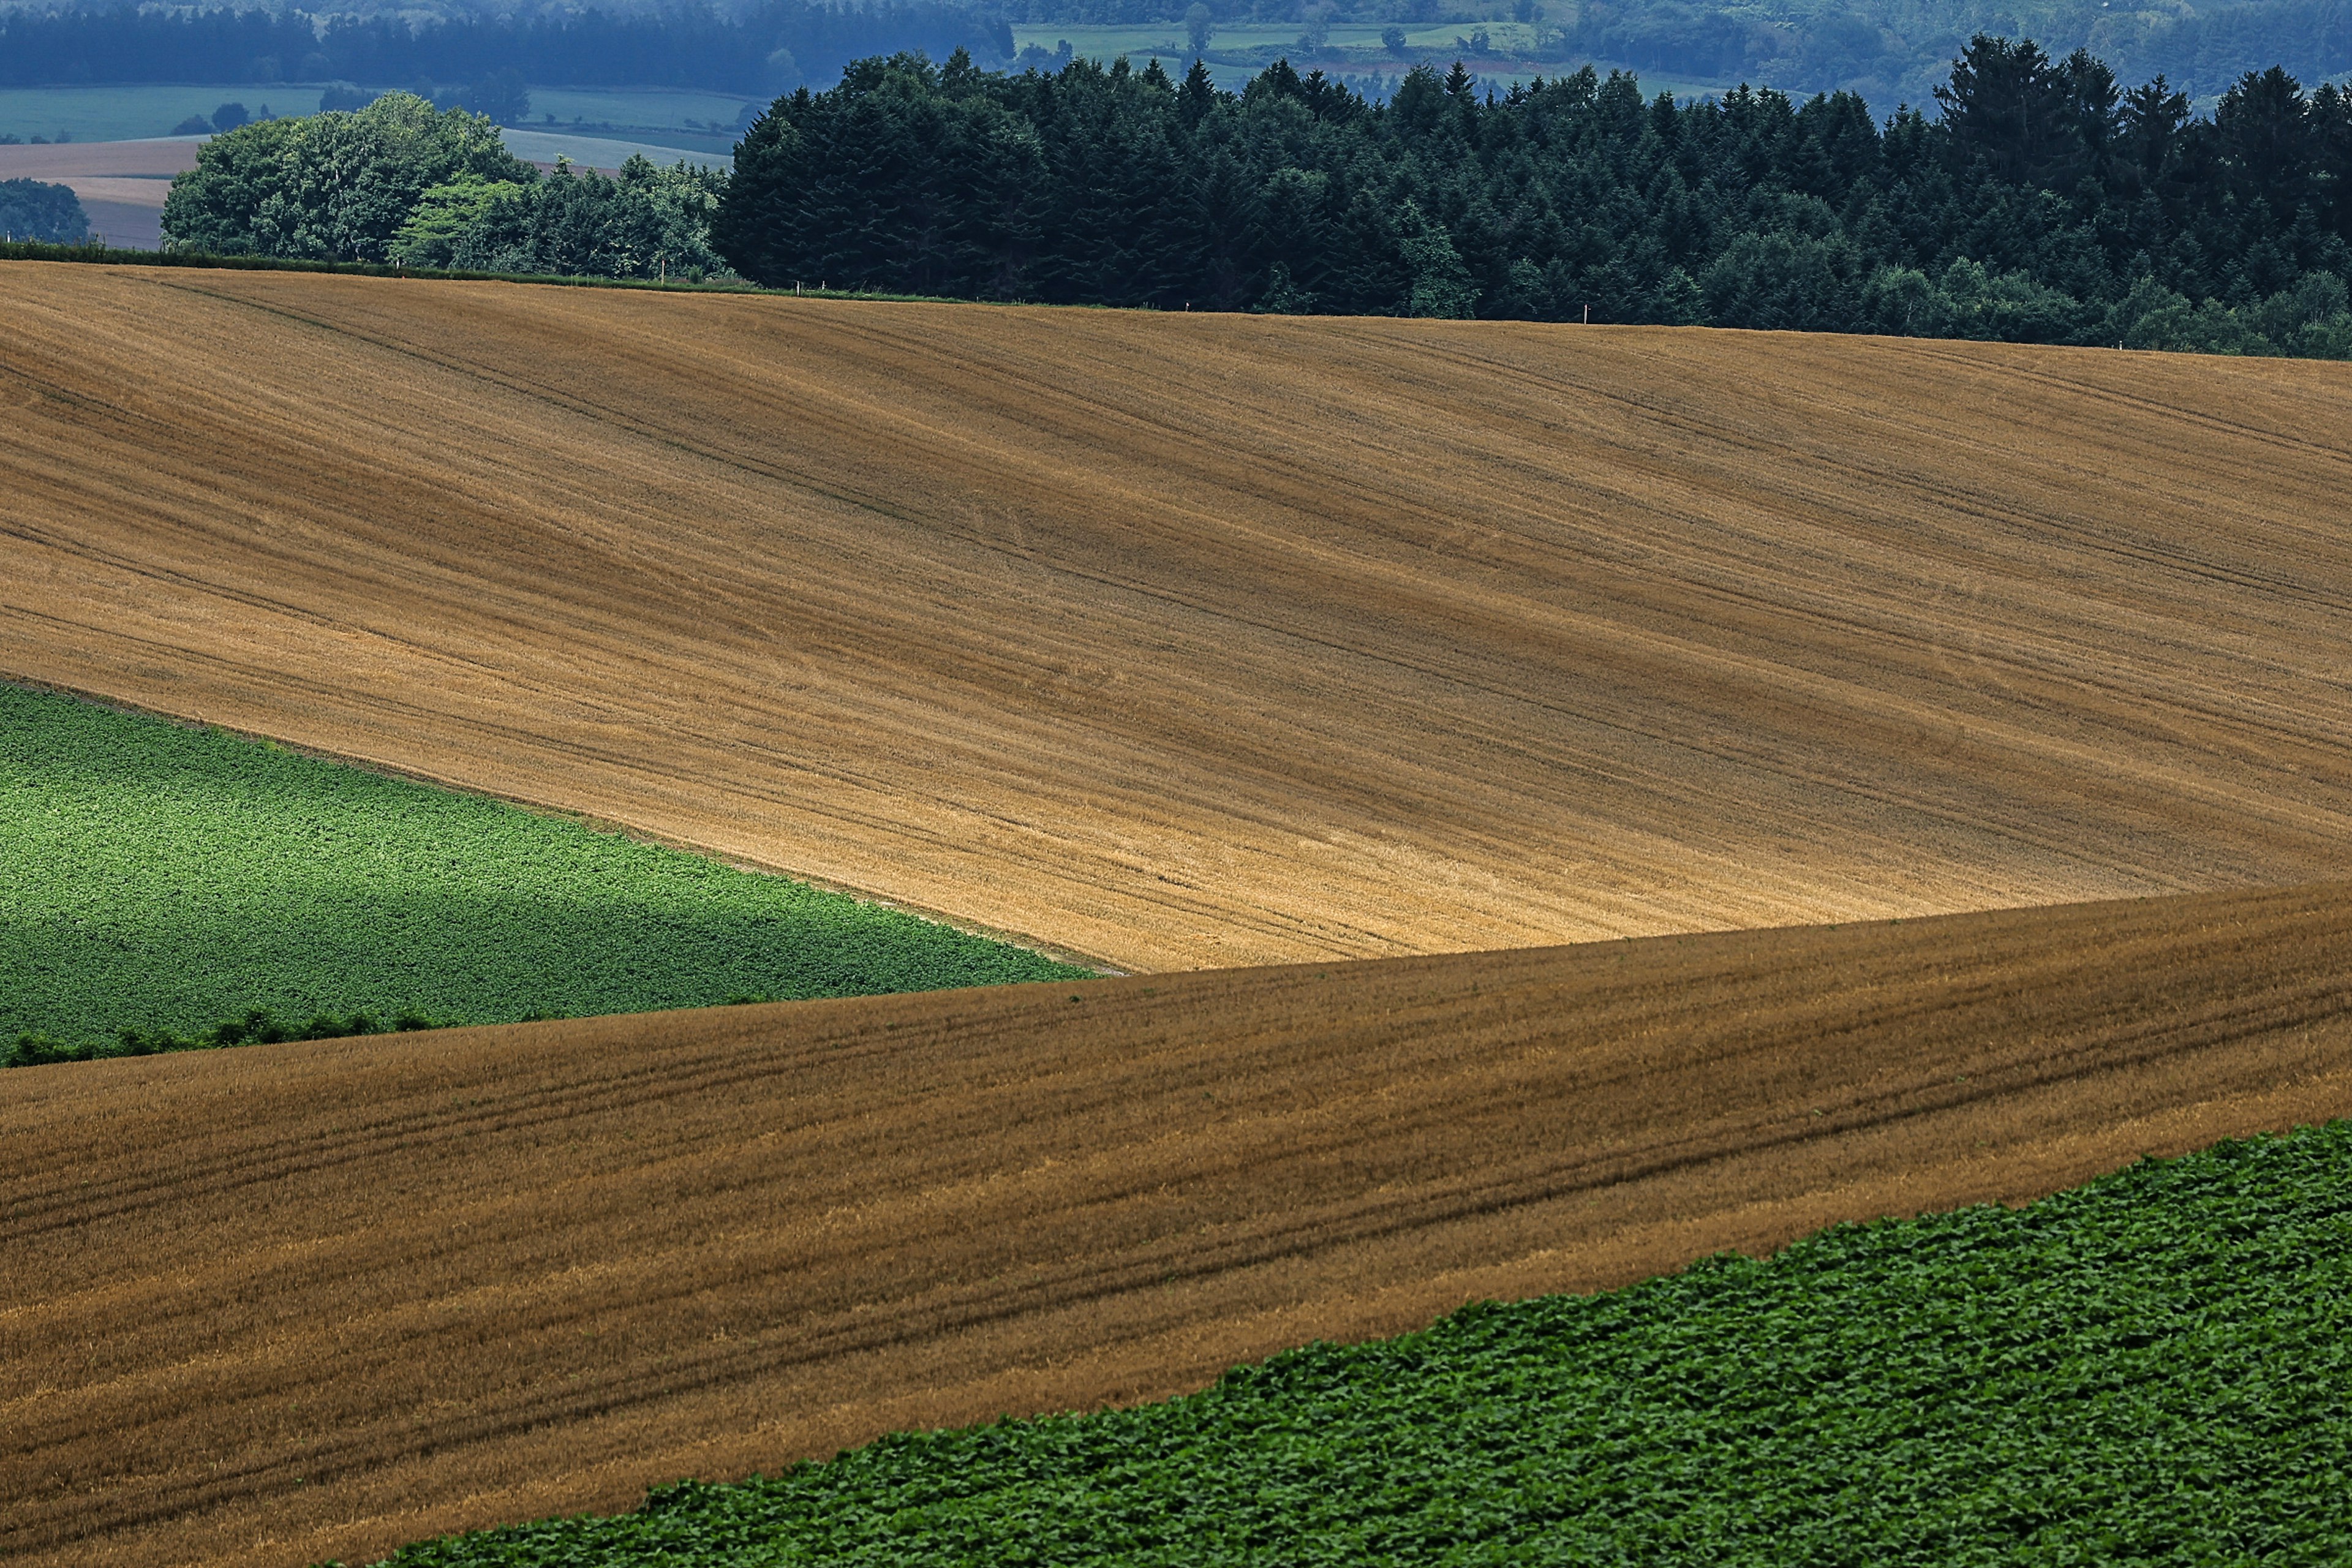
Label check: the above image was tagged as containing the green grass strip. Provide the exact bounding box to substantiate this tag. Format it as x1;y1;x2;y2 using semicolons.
1;682;1087;1050
371;1119;2352;1566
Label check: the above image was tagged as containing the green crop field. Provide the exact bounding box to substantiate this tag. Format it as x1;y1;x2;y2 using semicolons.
0;83;313;143
374;1120;2352;1566
0;683;1087;1055
522;86;760;146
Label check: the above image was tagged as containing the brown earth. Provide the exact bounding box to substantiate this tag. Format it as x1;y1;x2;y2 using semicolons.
0;138;203;181
5;265;2352;970
7;881;2352;1568
54;183;167;251
0;141;198;250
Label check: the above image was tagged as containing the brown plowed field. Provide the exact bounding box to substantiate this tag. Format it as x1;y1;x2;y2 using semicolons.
9;881;2352;1568
0;139;203;181
6;265;2352;968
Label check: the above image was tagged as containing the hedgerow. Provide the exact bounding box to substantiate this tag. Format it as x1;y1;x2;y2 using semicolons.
372;1119;2352;1566
0;237;942;302
5;1005;452;1067
1;682;1088;1054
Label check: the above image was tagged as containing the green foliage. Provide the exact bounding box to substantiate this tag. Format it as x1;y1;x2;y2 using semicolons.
439;154;737;281
2103;268;2352;355
0;235;781;294
156;88;736;282
159;91;534;263
378;1120;2352;1565
0;684;1088;1055
1858;256;2084;341
714;45;2352;358
0;175;86;242
6;1006;449;1068
1396;197;1477;317
447;69;531;128
717;52;1049;300
386;172;531;268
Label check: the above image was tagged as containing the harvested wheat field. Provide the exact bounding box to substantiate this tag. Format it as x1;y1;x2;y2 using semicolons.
9;881;2352;1568
5;264;2352;968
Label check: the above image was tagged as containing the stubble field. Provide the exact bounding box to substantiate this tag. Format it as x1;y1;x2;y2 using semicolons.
4;264;2352;971
10;263;2352;1564
9;880;2352;1567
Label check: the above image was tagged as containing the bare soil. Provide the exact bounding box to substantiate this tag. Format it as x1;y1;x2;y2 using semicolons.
4;266;2351;970
0;139;202;181
7;883;2352;1567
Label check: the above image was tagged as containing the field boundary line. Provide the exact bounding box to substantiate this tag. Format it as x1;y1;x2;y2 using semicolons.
0;671;1127;975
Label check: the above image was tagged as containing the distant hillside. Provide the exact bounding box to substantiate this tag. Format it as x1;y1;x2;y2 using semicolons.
0;0;2342;111
1006;0;2352;107
0;1;1014;95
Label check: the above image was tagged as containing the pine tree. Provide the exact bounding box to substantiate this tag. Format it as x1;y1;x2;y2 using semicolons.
1178;58;1218;129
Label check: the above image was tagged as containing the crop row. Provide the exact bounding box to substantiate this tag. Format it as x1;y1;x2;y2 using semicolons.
1;684;1088;1049
373;1119;2352;1566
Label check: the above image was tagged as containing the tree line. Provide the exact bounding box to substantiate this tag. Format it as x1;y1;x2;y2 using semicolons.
997;0;2352;121
1005;0;2352;110
162;92;734;281
0;178;89;244
0;2;1011;96
1564;0;2352;107
712;40;2352;356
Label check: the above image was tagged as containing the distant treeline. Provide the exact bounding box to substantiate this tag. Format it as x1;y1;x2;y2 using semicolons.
0;176;88;243
1562;0;2352;105
5;0;2342;113
714;42;2352;356
0;2;1013;94
1005;0;2352;108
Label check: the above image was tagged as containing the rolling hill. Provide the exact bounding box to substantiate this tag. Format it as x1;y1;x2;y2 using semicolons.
4;263;2352;971
9;262;2352;1564
7;881;2352;1567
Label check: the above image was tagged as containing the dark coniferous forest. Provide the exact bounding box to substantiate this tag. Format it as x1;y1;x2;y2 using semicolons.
715;40;2352;355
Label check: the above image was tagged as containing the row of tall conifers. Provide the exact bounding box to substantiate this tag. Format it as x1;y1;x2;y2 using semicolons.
707;40;2352;355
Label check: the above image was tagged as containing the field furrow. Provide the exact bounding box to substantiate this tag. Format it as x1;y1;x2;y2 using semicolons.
7;881;2352;1567
4;266;2352;967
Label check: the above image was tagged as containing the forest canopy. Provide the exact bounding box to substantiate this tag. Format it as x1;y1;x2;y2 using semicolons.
712;40;2352;356
0;178;89;244
160;92;735;279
